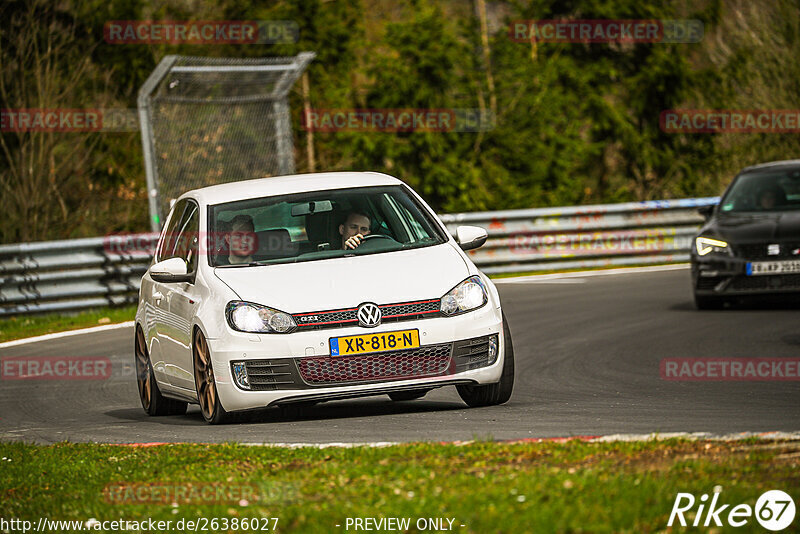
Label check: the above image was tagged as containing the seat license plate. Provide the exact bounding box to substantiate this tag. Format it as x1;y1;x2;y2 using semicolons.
329;329;420;356
747;261;800;276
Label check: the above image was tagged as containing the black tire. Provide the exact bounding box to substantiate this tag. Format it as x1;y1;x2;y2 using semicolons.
694;293;725;310
388;389;430;402
134;327;187;416
457;313;515;407
193;328;232;424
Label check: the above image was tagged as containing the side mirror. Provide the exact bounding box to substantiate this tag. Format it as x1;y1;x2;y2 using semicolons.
149;257;192;283
456;225;488;251
698;205;715;219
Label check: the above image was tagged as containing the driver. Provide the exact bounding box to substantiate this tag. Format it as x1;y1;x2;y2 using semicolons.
757;186;783;210
339;211;371;250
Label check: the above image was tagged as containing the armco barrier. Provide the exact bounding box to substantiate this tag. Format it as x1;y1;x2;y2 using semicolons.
0;198;718;316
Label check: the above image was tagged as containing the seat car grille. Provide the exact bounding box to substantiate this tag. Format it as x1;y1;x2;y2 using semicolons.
292;299;441;331
696;276;726;291
297;343;453;384
729;274;800;291
736;243;800;260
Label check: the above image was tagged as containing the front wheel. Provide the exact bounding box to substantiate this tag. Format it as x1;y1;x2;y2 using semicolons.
135;327;187;416
457;314;515;407
193;329;231;424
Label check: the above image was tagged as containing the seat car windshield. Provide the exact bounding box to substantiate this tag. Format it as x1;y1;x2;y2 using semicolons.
719;168;800;213
209;185;448;267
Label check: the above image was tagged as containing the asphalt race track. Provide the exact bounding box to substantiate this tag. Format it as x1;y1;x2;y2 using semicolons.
1;266;799;444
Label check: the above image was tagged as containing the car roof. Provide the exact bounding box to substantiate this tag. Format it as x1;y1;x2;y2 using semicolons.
178;171;403;205
740;159;800;172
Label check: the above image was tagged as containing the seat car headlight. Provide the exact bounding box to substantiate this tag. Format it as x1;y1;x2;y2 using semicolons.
226;301;297;334
695;236;731;257
440;275;488;316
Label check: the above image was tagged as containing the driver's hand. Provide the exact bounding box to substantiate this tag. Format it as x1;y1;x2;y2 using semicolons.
344;234;364;250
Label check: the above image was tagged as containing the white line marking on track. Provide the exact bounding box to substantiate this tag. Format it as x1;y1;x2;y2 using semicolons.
494;263;689;284
0;321;135;349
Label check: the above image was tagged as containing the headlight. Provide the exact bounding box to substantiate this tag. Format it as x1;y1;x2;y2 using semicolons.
226;301;296;334
695;236;730;257
440;275;487;316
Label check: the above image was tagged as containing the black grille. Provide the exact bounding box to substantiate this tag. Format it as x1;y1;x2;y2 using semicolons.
241;359;302;391
381;300;440;318
736;243;800;260
293;299;441;331
297;343;453;384
234;335;496;391
452;335;496;372
729;274;800;291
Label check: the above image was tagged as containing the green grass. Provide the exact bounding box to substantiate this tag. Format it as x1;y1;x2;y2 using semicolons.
0;305;137;343
0;439;797;533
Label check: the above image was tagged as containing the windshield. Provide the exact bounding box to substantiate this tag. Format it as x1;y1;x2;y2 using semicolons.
208;185;448;267
719;168;800;213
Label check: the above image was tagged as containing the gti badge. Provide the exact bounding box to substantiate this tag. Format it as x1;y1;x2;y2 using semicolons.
357;303;382;328
767;244;780;256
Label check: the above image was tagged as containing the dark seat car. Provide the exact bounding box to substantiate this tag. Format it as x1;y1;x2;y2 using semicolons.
691;160;800;309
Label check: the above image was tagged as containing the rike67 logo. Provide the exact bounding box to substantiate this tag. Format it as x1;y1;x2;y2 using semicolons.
669;490;796;531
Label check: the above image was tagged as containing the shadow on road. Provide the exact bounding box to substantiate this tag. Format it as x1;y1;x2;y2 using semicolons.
106;398;468;427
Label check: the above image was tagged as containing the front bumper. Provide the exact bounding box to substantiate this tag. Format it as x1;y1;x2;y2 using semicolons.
207;303;504;412
692;254;800;295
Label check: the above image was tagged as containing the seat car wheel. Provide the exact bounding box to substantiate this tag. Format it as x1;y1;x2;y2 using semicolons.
694;292;725;310
135;327;187;416
388;389;430;401
456;313;515;407
193;329;231;424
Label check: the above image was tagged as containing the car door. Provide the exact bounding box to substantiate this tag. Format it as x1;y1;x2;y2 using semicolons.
146;200;189;385
160;201;202;390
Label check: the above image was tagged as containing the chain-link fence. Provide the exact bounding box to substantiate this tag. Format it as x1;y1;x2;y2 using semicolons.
138;53;315;231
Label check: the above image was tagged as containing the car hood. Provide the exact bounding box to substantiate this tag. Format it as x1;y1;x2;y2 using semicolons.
707;211;800;243
213;243;469;313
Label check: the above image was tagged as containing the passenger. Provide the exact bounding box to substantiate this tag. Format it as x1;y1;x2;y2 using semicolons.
219;214;256;265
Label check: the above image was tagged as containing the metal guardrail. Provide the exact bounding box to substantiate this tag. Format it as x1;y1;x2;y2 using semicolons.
0;198;718;316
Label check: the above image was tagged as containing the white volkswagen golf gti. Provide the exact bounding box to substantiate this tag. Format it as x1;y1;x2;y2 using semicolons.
135;171;514;423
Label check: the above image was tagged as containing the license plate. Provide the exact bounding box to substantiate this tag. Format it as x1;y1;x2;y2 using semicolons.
329;329;420;356
746;260;800;276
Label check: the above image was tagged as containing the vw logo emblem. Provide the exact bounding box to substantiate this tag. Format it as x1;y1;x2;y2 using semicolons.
357;303;382;328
